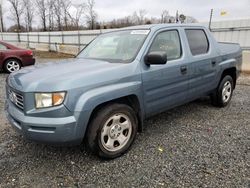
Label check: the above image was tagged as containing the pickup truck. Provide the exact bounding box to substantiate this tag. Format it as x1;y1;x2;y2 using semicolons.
5;24;242;158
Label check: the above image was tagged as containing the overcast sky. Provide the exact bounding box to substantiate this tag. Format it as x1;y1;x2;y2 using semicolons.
93;0;250;22
3;0;250;27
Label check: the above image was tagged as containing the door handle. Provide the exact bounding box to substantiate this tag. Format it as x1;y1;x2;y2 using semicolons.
211;61;216;66
180;65;187;74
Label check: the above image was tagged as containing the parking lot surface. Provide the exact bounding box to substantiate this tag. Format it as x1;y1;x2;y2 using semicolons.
0;58;249;187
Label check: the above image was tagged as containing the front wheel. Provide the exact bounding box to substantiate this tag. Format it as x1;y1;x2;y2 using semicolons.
87;103;138;159
211;75;234;107
4;59;21;73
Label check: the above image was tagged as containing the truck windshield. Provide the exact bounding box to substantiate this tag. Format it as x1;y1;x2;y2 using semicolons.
77;30;150;63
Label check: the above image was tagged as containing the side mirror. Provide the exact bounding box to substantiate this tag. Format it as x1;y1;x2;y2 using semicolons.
144;51;167;65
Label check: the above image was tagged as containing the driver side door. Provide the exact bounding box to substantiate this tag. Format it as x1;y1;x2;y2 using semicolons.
141;29;190;117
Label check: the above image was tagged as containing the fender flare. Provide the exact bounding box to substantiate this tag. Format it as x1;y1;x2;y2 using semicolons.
73;81;145;139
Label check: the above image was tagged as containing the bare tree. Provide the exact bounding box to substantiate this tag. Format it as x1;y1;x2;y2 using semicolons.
7;0;23;32
0;0;4;32
102;11;198;29
61;0;71;30
131;10;146;25
160;10;170;23
138;9;147;24
47;0;55;31
54;0;63;31
85;0;97;30
36;0;47;31
131;11;139;25
69;3;85;29
22;0;34;31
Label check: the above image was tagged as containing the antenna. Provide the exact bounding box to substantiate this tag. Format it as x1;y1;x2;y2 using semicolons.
209;9;213;31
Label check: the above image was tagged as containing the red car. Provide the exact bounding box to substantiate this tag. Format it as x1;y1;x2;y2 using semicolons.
0;41;35;73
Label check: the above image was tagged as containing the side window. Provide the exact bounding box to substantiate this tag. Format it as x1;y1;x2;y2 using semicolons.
185;29;209;56
149;30;182;60
0;44;7;50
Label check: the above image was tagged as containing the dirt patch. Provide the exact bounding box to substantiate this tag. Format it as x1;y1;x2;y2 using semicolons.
34;51;75;59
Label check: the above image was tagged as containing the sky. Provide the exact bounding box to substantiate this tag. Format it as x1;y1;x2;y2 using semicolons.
3;0;250;28
91;0;250;22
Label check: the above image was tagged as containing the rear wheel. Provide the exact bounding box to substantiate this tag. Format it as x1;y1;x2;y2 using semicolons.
4;59;21;73
87;103;138;159
211;75;234;107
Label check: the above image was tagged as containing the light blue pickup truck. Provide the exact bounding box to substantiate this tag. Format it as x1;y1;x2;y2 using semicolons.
5;24;242;158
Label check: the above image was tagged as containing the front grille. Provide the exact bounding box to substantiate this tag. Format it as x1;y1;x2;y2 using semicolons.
8;89;24;110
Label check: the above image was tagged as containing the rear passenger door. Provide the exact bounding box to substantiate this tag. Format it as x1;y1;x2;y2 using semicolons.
141;29;190;117
184;28;220;100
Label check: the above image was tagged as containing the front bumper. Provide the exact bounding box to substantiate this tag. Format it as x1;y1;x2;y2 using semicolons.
5;99;82;145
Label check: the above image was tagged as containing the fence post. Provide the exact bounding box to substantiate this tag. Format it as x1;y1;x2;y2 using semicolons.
38;32;40;43
78;30;81;52
48;31;51;51
62;31;64;44
27;32;30;48
17;31;20;43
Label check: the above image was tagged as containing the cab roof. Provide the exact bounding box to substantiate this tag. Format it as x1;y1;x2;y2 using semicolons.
122;23;207;31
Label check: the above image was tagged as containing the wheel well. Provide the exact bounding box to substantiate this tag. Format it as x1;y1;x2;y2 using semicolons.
3;58;22;69
221;67;236;89
88;95;143;132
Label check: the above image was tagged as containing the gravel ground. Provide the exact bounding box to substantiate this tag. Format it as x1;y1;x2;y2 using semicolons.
0;59;249;187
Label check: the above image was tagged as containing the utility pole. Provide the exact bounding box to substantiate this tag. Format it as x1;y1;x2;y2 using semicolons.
176;10;179;23
0;0;3;33
209;9;213;31
0;0;3;41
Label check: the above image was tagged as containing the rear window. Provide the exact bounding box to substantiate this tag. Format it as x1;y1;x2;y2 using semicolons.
185;29;209;56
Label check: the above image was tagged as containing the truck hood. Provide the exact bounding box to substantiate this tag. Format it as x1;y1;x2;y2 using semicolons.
8;58;131;92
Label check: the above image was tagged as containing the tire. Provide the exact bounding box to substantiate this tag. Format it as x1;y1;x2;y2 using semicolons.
86;103;138;159
211;75;234;107
4;59;21;74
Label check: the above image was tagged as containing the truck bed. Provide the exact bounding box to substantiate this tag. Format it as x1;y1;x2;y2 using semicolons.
218;42;242;73
218;42;242;56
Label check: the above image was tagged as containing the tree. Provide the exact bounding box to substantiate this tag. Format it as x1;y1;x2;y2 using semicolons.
131;11;139;25
138;9;147;24
53;0;63;31
85;0;97;30
61;0;71;30
69;3;85;29
161;10;170;23
0;0;4;32
22;0;34;31
131;10;146;25
36;0;47;31
7;0;23;32
7;24;26;32
179;14;186;23
47;0;55;31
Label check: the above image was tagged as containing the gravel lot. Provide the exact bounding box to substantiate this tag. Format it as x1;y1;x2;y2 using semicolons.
0;58;249;187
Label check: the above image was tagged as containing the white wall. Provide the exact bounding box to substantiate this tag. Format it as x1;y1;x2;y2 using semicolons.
0;29;117;54
207;19;250;50
1;19;250;53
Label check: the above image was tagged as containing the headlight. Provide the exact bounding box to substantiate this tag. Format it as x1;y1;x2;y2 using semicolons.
35;92;66;109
